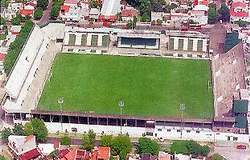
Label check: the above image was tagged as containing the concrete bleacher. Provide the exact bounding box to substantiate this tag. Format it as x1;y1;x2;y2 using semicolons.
212;43;246;118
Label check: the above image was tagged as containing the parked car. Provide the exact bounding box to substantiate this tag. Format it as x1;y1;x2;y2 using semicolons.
236;144;247;150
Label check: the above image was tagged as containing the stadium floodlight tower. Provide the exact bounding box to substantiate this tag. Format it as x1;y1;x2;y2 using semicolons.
179;103;185;139
118;100;125;134
58;97;64;132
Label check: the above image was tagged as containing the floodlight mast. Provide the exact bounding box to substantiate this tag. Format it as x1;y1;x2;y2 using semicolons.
118;100;125;134
179;104;185;139
58;97;64;132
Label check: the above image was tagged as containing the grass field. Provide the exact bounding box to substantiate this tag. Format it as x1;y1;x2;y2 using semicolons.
39;54;213;119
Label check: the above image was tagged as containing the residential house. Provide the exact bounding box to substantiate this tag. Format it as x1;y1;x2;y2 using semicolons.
8;135;43;159
10;25;22;36
2;3;22;20
230;1;250;22
90;8;100;21
92;147;111;160
121;7;138;21
8;135;37;155
59;146;111;160
60;0;89;21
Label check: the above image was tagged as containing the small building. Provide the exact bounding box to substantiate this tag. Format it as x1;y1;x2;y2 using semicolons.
89;8;100;20
8;135;37;156
19;9;34;17
121;8;138;21
92;146;111;160
10;25;22;35
230;1;250;22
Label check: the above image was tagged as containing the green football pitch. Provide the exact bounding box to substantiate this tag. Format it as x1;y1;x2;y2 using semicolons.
38;54;214;119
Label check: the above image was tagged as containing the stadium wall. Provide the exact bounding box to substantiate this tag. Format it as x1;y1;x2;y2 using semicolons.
14;119;250;144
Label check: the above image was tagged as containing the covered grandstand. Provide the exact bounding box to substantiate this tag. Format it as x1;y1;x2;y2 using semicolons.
117;31;160;49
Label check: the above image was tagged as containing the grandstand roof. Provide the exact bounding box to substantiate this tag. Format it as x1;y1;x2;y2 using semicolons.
235;115;247;129
117;31;160;39
233;100;248;114
5;26;44;99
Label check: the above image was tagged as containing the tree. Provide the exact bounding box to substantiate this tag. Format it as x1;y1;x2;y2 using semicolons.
34;7;43;20
111;135;132;160
100;135;113;147
186;140;201;156
218;3;230;22
11;15;21;25
170;140;210;157
139;0;151;22
24;118;48;142
208;3;217;24
0;155;6;160
211;153;225;160
37;0;49;10
1;128;12;143
138;137;160;156
201;145;210;156
12;123;25;136
60;135;71;145
0;0;10;7
50;4;60;19
0;17;6;25
82;130;96;151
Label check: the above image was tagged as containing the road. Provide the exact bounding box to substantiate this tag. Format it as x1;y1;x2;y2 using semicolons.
214;144;250;160
37;0;53;26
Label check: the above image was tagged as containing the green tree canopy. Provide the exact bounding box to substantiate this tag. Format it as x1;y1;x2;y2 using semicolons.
11;15;21;25
208;3;217;24
0;17;6;25
37;0;49;10
24;118;48;142
34;7;43;20
111;135;132;160
50;0;63;19
100;135;113;147
12;123;25;136
218;3;230;22
0;155;7;160
138;137;160;156
1;127;12;143
211;153;225;160
139;0;151;22
82;130;96;151
170;140;210;156
60;135;71;145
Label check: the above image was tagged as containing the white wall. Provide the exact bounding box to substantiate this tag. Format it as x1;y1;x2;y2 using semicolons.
40;122;250;144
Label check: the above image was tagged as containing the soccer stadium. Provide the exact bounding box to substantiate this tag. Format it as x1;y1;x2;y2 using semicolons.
2;23;249;143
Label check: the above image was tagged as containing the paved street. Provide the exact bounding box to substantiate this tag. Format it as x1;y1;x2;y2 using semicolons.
37;0;53;26
214;144;250;160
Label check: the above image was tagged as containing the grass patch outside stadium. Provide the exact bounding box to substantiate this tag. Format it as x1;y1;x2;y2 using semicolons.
38;53;214;119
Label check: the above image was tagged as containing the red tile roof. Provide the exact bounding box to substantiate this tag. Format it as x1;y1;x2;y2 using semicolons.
19;9;33;16
19;148;41;160
121;9;138;17
230;1;249;17
0;53;5;61
97;147;110;160
61;5;70;12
